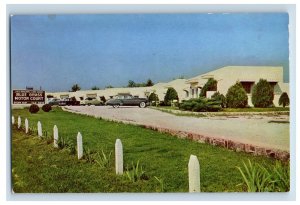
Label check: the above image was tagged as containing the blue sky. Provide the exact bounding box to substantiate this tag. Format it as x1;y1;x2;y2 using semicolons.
11;13;289;92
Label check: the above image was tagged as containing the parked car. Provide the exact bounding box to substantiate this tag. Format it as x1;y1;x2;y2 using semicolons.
65;97;80;106
48;98;60;106
84;97;102;106
59;97;80;106
106;94;149;108
58;99;67;106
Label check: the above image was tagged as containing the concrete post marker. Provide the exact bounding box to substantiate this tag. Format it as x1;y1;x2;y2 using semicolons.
77;132;83;159
17;116;21;129
25;118;29;134
53;125;59;148
115;139;123;175
188;155;200;192
37;121;42;137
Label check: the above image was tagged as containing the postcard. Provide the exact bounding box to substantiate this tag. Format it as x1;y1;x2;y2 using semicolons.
11;13;290;193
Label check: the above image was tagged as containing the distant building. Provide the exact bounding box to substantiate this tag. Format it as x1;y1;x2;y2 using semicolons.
46;66;289;107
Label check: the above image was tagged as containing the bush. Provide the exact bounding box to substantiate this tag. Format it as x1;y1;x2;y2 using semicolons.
179;97;222;112
29;104;40;114
251;79;274;108
200;78;218;97
211;91;226;108
100;96;106;103
148;92;159;105
42;104;52;112
278;92;289;107
164;87;178;106
226;82;248;108
237;160;289;192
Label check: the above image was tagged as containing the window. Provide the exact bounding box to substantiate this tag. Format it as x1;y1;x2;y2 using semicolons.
124;95;132;99
240;81;255;94
269;82;278;94
184;90;189;98
60;95;69;99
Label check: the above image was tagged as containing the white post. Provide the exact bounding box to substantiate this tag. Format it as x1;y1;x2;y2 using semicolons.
188;155;200;193
77;132;83;159
115;139;123;175
53;125;58;148
12;116;15;125
25;118;29;134
37;121;42;137
17;116;21;129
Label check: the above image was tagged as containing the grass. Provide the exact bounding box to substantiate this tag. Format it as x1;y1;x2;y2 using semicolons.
150;106;289;118
237;160;289;192
153;106;289;113
222;107;289;112
150;106;207;118
11;107;289;193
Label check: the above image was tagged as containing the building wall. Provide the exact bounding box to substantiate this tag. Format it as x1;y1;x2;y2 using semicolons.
45;66;289;107
186;66;288;107
46;79;190;104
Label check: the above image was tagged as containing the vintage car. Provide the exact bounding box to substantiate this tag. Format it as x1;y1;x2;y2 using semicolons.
106;94;149;108
59;97;80;106
84;97;102;106
48;98;60;106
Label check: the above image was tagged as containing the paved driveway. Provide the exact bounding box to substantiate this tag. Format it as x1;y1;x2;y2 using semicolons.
65;106;289;151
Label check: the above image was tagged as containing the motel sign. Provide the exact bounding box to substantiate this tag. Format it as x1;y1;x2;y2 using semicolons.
13;90;45;104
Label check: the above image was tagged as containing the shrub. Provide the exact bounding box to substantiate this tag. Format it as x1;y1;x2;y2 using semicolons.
200;78;218;97
251;79;274;108
29;104;39;114
237;160;289;192
211;91;226;108
278;92;289;107
94;150;112;169
179;97;222;112
226;82;248;108
148;92;159;105
164;87;178;106
100;96;106;103
124;160;148;182
42;104;52;112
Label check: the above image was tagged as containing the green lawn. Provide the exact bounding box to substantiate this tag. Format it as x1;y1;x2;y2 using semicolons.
152;106;289;112
11;107;288;193
222;107;290;112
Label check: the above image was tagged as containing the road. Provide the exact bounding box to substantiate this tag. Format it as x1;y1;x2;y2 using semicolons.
64;106;290;151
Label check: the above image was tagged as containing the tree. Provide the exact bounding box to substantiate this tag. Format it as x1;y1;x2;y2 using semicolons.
128;80;136;87
200;78;218;97
148;92;159;105
71;84;81;92
135;82;146;87
105;85;114;88
146;79;154;87
226;82;248;108
279;92;289;107
164;87;179;106
251;79;274;108
211;91;226;108
91;86;100;90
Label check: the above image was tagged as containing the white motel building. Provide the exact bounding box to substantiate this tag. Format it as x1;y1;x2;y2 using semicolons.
46;66;289;107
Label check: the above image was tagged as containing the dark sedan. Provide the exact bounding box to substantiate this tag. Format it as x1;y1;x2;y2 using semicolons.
106;94;149;108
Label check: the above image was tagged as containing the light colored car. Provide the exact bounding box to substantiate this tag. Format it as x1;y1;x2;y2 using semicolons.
84;97;102;106
48;98;60;105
